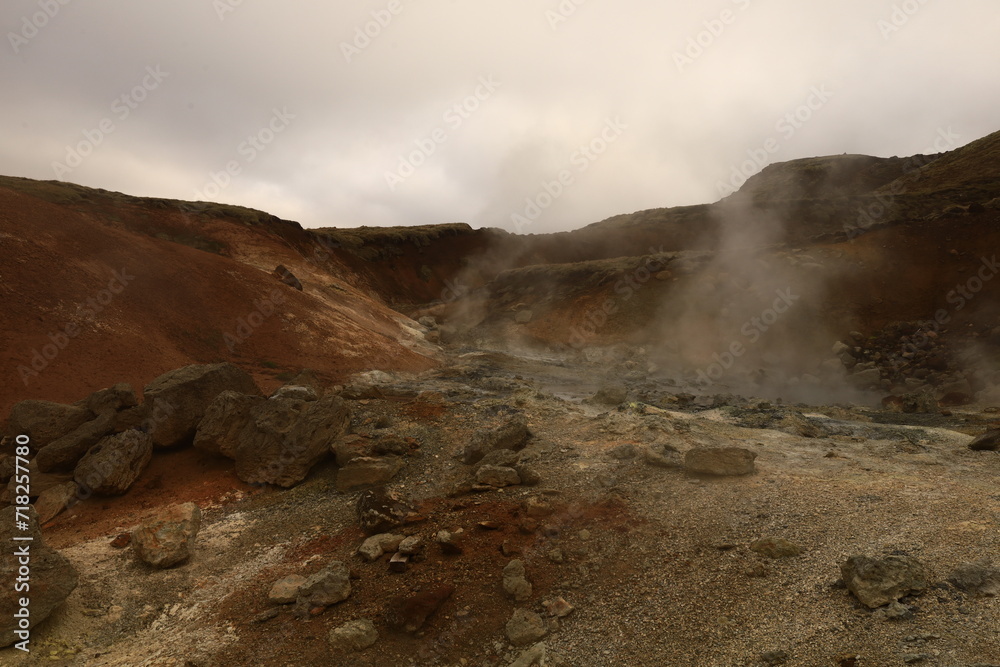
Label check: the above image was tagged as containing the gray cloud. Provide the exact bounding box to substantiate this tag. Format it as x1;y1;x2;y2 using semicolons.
1;0;997;232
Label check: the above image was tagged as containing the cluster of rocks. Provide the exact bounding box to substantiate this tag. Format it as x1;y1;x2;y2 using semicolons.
831;323;996;405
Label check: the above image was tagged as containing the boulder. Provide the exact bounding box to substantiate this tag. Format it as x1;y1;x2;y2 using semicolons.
35;412;117;473
143;363;260;448
80;382;138;416
684;447;757;476
273;264;303;290
840;555;929;608
132;502;202;568
74;430;153;496
847;368;882;389
6;400;92;448
296;562;351;608
506;609;548;646
0;507;78;647
268;575;307;604
193;391;265;458
461;415;530;464
328;619;378;652
336;456;403;493
33;481;79;525
968;429;1000;451
233;394;352;487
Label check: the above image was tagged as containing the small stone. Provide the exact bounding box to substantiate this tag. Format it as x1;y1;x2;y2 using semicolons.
547;549;564;564
902;654;930;664
503;560;533;602
435;529;464;555
760;650;790;666
948;562;1000;596
269;575;307;604
476;465;521;488
750;537;802;559
542;597;574;618
253;608;280;623
524;496;554;518
110;533;131;549
608;443;637;460
398;536;424;556
509;642;547;667
327;618;378;652
296;562;352;608
358;534;404;562
873;601;914;621
506;609;547;646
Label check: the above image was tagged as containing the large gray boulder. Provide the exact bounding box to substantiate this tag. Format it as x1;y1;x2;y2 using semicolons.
143;363;260;448
79;382;138;416
35;411;117;473
0;507;78;647
74;430;153;496
193;390;265;458
194;391;351;487
840;555;929;608
6;400;92;449
296;561;352;608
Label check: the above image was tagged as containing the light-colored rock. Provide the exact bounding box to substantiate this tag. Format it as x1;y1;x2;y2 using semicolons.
503;560;533;602
336;456;403;493
132;502;202;568
840;555;929;608
269;575;307;604
328;618;378;652
509;642;547;667
271;385;318;401
358;534;404;562
296;561;351;608
506;609;547;646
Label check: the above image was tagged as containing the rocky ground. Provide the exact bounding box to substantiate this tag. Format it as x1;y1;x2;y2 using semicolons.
2;345;999;667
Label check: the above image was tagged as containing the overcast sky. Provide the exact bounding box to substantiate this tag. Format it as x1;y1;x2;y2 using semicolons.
2;1;997;233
